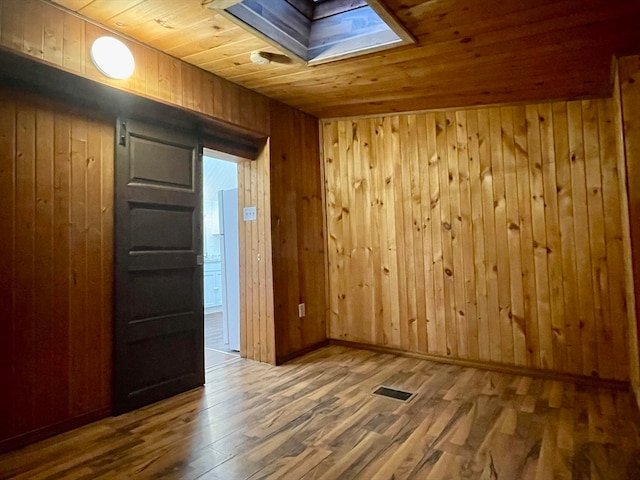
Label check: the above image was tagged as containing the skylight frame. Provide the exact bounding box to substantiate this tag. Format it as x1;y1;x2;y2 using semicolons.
207;0;415;65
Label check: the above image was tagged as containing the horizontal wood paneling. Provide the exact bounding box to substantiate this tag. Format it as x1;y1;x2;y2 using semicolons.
0;0;271;135
617;55;640;405
269;101;327;362
322;99;630;380
0;88;113;452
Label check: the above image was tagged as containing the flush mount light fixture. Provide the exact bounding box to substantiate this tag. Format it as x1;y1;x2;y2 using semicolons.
90;36;135;80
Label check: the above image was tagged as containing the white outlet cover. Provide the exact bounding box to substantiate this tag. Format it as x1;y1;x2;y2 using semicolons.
243;206;257;221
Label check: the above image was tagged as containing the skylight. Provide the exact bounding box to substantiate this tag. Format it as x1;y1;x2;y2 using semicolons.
207;0;415;65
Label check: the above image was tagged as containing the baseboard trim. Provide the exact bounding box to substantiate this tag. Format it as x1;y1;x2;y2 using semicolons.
330;340;630;390
0;407;111;455
277;339;330;365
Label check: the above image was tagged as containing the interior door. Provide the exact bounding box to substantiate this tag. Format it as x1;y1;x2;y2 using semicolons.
114;118;203;414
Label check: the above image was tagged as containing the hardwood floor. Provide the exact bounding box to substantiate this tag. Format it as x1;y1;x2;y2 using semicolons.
205;312;226;351
1;346;640;479
205;312;239;370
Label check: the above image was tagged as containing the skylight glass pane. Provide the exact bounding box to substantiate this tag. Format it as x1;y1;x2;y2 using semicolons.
210;0;414;65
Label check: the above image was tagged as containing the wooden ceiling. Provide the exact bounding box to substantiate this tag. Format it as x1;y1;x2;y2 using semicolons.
48;0;640;118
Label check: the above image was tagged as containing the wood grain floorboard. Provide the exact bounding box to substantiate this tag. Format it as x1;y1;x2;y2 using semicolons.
1;346;640;479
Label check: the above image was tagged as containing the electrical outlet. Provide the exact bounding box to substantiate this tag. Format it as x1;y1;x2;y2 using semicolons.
298;303;305;318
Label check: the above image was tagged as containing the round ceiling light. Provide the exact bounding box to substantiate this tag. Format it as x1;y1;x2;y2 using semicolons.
90;36;135;80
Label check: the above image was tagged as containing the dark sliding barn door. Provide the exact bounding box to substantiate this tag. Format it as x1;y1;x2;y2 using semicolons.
114;118;204;414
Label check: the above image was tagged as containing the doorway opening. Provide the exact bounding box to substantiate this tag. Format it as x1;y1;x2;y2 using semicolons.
203;150;241;369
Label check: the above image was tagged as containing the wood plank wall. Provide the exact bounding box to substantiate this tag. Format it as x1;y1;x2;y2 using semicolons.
0;88;114;451
0;0;328;451
0;0;271;136
270;102;327;363
238;141;276;365
322;98;630;381
0;0;328;365
616;55;640;402
236;101;328;365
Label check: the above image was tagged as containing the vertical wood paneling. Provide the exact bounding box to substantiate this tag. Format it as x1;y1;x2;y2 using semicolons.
322;98;630;380
478;109;501;364
468;110;489;362
400;115;419;351
0;0;270;136
617;56;640;405
503;107;527;367
69;115;87;415
458;111;478;360
514;106;538;369
0;0;326;446
597;97;628;382
0;98;16;441
385;117;401;347
424;114;440;354
1;1;23;51
359;118;376;344
583;99;612;379
438;112;456;357
554;102;582;374
490;107;513;366
34;107;54;428
23;0;43;59
43;7;63;65
0;0;324;367
270;102;327;363
369;118;385;346
0;88;113;451
99;122;113;406
525;105;548;369
52;111;71;423
238;142;276;365
14;102;37;435
539;102;567;372
568;102;597;377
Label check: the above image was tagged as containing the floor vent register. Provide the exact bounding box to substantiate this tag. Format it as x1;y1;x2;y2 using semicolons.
372;386;414;402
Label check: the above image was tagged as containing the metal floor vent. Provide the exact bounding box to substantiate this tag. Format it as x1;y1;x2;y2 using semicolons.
372;386;414;402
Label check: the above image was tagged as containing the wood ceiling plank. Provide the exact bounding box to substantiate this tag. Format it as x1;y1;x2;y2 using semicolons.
41;0;640;117
77;0;146;24
286;59;609;104
300;76;610;116
248;22;616;94
408;0;638;44
102;0;206;33
50;0;95;11
133;20;218;51
182;36;268;66
284;57;606;110
162;23;250;59
395;0;559;33
233;10;628;93
217;59;305;81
